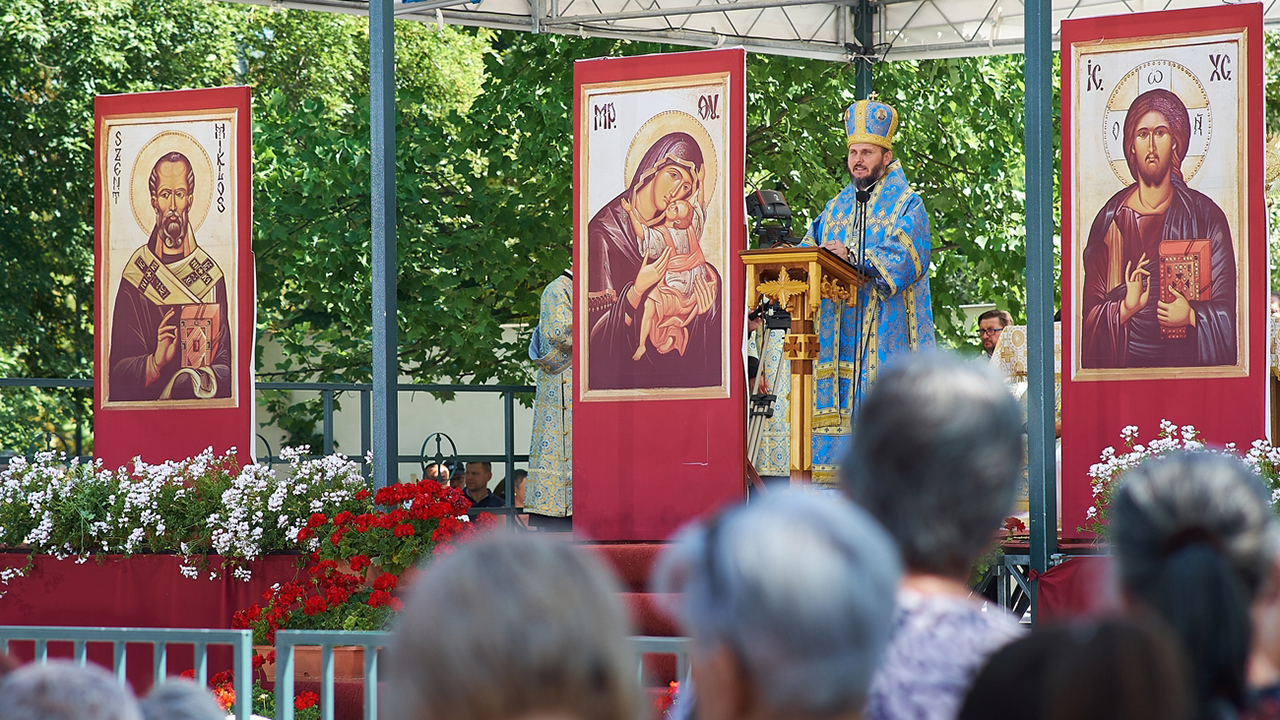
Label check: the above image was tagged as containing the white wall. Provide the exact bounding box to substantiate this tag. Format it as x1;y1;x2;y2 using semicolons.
255;333;534;487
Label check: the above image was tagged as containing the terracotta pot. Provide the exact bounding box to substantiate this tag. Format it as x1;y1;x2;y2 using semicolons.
255;644;366;683
331;559;383;588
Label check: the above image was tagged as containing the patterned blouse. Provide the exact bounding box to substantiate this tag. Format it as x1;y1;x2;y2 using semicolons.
864;588;1024;720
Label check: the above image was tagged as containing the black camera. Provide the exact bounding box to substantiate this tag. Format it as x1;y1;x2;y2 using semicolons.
746;189;799;248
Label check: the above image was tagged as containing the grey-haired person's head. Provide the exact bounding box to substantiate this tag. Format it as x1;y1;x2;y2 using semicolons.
386;532;640;720
139;681;224;720
653;489;902;719
1110;452;1275;716
841;351;1023;576
0;661;142;720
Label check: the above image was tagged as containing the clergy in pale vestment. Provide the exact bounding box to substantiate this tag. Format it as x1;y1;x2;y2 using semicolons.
751;326;791;478
800;98;935;483
526;272;573;519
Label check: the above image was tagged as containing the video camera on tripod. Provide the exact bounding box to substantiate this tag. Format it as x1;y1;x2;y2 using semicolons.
746;189;801;249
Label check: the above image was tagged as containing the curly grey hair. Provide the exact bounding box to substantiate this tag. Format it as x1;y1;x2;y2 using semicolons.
653;489;901;717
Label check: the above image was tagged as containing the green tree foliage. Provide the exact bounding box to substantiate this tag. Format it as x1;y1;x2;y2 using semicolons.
0;0;240;452
6;1;1280;453
0;1;491;451
745;53;1038;348
240;9;489;445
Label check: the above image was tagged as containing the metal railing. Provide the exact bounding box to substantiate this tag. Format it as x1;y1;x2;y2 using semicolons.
631;635;693;688
274;630;385;720
0;626;254;720
0;626;691;720
0;378;534;488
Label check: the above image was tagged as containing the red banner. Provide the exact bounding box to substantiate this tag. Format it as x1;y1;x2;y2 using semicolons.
94;87;256;468
1060;6;1266;537
573;50;747;540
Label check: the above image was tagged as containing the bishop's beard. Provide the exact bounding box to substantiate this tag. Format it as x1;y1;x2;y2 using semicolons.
157;210;187;249
852;163;885;191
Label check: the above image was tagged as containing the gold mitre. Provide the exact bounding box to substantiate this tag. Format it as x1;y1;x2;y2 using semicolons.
844;98;898;150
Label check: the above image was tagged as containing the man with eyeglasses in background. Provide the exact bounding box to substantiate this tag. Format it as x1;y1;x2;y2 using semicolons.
976;309;1012;359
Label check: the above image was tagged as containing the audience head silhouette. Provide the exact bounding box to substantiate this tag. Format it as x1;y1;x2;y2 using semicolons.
654;489;901;720
386;533;640;720
1111;452;1275;718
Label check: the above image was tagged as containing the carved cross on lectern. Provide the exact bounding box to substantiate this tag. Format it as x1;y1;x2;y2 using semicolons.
739;246;870;485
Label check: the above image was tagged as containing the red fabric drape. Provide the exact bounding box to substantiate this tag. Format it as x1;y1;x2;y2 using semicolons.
1034;556;1116;625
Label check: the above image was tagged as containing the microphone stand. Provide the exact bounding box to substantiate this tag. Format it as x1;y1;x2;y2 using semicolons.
850;187;872;421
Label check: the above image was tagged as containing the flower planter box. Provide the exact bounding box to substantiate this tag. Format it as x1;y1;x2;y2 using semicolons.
257;645;367;683
0;553;306;695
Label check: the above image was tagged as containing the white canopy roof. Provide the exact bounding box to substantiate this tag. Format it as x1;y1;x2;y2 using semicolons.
228;0;1280;61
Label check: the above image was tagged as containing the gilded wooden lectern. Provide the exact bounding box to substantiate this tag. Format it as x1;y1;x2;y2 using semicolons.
740;246;869;483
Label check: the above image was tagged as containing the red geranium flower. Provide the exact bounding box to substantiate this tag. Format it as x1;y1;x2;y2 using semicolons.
303;596;328;616
349;555;371;572
394;523;414;538
307;513;327;528
373;573;397;591
368;590;392;608
296;691;320;710
209;670;234;689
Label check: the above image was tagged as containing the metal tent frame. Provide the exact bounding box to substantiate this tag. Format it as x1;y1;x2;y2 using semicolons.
228;0;1280;61
222;0;1276;614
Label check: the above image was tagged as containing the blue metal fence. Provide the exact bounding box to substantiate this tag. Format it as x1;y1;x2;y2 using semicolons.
274;630;385;720
0;626;691;720
0;626;254;720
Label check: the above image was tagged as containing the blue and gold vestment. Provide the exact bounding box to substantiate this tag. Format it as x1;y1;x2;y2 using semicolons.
800;160;935;483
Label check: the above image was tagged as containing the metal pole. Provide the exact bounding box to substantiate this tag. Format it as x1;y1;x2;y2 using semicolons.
1024;0;1057;619
361;390;372;475
371;0;398;489
853;0;874;99
504;390;516;513
322;389;335;455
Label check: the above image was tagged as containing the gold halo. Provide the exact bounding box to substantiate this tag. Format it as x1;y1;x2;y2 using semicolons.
623;111;718;204
131;130;214;235
1101;60;1210;186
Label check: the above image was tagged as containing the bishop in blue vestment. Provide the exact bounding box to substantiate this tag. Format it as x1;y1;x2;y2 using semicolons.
800;99;935;483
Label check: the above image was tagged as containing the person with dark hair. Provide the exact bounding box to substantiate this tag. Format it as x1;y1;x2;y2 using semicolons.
1245;534;1280;719
976;309;1012;357
958;619;1191;720
424;462;449;484
109;151;232;402
462;461;502;508
800;98;935;482
1110;452;1274;719
841;352;1024;720
1081;88;1237;369
385;534;640;720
